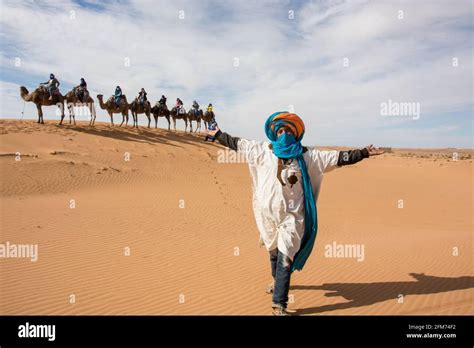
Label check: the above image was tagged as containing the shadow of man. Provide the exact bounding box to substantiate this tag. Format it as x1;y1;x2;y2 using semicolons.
291;273;474;315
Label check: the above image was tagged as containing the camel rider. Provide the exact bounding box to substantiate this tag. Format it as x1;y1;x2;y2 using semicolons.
41;73;60;100
207;103;215;123
75;78;88;101
192;100;200;115
207;103;214;116
113;86;123;108
206;112;384;315
159;95;167;109
138;88;147;106
176;98;184;114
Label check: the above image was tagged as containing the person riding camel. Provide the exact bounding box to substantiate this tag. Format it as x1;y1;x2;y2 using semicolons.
176;98;184;114
114;86;123;108
158;95;167;109
207;103;216;123
74;78;88;102
207;103;215;119
138;88;147;107
40;73;60;101
206;111;384;315
192;100;200;116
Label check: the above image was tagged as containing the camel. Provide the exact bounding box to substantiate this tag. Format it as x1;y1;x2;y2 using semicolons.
129;98;152;128
151;103;171;130
186;109;203;133
170;106;189;132
20;86;66;124
64;88;96;126
96;94;129;127
202;110;215;130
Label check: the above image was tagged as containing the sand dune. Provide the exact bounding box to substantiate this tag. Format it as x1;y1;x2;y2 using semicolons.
0;119;472;315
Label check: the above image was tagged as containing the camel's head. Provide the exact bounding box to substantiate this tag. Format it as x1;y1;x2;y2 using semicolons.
20;86;29;95
97;94;103;100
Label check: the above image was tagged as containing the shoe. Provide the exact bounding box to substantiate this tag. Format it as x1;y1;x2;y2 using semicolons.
266;281;275;294
272;304;297;316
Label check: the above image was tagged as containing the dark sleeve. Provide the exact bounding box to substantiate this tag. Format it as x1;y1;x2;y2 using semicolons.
337;148;369;166
215;131;240;151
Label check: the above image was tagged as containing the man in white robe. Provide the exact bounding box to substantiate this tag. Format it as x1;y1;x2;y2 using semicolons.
208;115;383;315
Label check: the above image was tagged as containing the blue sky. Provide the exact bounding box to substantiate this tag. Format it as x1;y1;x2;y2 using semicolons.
0;0;472;148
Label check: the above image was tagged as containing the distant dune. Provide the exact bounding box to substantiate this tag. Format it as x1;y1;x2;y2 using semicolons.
0;119;472;315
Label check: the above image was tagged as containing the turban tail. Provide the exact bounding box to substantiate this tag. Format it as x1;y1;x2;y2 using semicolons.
265;112;318;272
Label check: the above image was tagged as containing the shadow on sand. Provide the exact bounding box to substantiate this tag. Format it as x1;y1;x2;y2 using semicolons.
57;123;222;151
291;273;474;315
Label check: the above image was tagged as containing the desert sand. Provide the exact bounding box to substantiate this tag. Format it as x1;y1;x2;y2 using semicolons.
0;119;472;315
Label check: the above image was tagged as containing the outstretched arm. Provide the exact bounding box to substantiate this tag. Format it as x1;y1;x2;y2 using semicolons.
209;127;240;151
208;127;240;151
207;127;266;165
313;145;384;173
337;145;384;166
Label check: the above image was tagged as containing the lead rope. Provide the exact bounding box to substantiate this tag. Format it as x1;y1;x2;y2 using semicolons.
20;100;26;120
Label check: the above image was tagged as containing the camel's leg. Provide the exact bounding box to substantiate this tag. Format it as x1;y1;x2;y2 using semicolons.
147;113;151;128
154;116;158;129
190;120;193;133
110;112;114;127
185;119;188;132
36;104;44;124
119;113;124;127
89;103;96;126
93;103;97;126
88;103;92;126
68;104;74;125
59;103;65;125
166;116;170;130
173;117;176;131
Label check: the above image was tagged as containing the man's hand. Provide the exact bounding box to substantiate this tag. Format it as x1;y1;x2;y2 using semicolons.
207;126;220;137
365;144;384;156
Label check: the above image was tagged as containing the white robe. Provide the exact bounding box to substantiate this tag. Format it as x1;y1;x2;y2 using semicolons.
237;139;340;261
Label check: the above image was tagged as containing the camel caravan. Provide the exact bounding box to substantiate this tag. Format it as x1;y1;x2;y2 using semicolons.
20;74;217;133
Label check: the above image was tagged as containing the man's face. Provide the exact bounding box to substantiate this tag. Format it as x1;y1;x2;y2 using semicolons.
277;126;295;138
